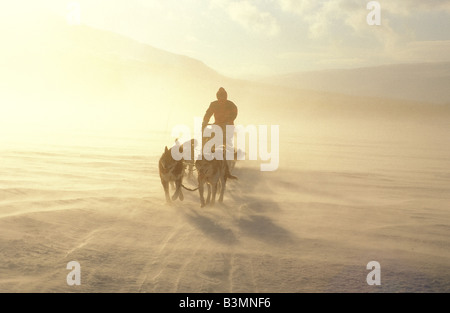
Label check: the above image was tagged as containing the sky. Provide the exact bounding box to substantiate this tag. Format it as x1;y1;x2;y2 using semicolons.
7;0;450;78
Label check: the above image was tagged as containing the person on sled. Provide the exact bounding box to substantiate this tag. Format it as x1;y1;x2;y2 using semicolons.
202;87;238;174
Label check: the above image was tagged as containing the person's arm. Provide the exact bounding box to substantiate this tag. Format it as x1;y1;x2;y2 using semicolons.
230;104;238;122
226;102;238;124
202;103;215;127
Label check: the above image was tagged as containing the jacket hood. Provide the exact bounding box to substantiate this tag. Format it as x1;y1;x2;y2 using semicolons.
216;87;228;101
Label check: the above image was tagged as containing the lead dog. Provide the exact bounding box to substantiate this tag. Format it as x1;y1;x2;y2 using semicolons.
159;146;185;203
159;139;199;202
195;147;237;207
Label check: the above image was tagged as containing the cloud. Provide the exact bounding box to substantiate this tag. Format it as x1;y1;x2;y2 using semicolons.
273;0;450;71
382;0;450;16
276;0;450;16
273;0;363;38
276;0;318;15
213;0;280;36
272;0;450;65
274;0;450;37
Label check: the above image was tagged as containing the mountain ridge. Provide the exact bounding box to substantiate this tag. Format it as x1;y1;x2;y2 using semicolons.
259;62;450;104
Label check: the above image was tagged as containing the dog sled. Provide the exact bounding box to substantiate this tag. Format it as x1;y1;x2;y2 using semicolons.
159;124;238;207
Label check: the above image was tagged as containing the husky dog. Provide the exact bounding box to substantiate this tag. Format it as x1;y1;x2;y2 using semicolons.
195;148;237;207
159;146;185;202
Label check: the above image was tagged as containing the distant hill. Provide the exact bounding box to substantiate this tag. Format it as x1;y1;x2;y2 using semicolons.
1;12;448;139
0;15;231;132
261;63;450;104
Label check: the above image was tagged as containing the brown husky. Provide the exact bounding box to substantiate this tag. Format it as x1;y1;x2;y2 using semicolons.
195;148;237;207
159;139;199;202
159;146;185;202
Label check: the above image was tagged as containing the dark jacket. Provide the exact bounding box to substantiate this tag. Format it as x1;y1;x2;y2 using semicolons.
203;100;238;126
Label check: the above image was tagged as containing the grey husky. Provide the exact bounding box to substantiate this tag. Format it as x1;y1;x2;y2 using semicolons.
195;148;238;207
159;146;185;202
159;139;199;202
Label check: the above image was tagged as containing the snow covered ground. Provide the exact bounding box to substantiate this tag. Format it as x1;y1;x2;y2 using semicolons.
1;120;449;292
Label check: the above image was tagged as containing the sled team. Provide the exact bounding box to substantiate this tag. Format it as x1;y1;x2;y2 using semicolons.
159;88;239;207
